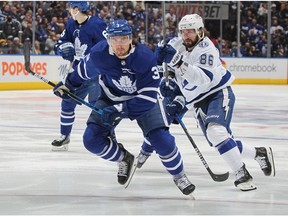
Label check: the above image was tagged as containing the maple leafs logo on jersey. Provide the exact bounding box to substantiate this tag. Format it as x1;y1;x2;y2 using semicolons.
112;76;137;93
74;37;88;59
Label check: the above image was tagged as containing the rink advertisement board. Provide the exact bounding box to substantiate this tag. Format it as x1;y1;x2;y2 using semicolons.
0;55;287;90
0;55;70;90
222;57;288;85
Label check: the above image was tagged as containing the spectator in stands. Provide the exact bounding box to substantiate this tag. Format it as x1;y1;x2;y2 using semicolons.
270;17;284;34
271;3;280;19
44;31;58;54
1;4;11;16
3;35;13;54
230;41;238;57
257;2;268;17
10;6;20;21
240;42;251;57
35;22;48;53
34;40;41;54
248;18;265;35
2;15;20;38
7;37;22;54
21;13;32;29
279;2;288;20
165;7;176;27
256;33;267;57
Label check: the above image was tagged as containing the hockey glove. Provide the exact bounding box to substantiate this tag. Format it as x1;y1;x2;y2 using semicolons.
158;44;183;68
160;78;180;99
56;42;75;62
101;103;128;127
53;76;81;104
166;95;185;117
154;40;166;65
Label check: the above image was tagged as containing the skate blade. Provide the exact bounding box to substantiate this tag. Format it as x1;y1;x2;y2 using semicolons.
188;193;196;200
124;157;138;189
267;147;276;177
237;180;257;191
51;144;69;151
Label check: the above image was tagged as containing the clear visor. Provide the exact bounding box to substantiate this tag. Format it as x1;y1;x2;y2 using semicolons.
109;35;131;45
179;29;197;37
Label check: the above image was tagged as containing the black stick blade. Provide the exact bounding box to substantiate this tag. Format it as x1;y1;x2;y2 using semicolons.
210;170;229;182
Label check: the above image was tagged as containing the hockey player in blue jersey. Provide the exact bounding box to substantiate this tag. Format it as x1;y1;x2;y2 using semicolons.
53;19;195;195
52;1;107;151
152;14;275;191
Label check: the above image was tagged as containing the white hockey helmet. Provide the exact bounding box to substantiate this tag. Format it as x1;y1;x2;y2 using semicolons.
178;14;204;39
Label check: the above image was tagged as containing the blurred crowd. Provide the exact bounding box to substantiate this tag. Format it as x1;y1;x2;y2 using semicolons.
0;1;287;57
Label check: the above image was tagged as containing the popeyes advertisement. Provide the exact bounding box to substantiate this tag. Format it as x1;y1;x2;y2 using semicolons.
0;55;70;90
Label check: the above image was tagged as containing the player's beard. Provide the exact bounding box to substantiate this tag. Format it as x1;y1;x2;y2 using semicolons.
112;44;132;59
183;37;199;50
115;47;128;56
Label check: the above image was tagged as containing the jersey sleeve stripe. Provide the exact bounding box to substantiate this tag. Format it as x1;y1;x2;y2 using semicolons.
135;95;157;103
137;87;159;93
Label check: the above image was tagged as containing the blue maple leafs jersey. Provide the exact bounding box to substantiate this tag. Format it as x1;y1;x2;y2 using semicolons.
68;40;161;119
55;16;107;62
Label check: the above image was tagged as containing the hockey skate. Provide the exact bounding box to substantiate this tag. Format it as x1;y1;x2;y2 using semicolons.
255;147;275;176
117;143;135;185
51;135;70;151
174;174;195;195
136;151;150;168
234;163;257;191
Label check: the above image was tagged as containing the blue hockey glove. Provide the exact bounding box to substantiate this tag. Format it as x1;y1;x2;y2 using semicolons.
56;42;75;62
160;78;179;98
101;103;128;127
158;44;183;68
154;40;166;65
166;95;185;117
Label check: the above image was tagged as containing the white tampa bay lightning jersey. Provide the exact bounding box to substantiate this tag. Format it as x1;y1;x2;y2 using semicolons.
168;36;235;109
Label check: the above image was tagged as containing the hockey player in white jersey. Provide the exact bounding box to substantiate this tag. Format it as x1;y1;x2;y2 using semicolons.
151;14;275;191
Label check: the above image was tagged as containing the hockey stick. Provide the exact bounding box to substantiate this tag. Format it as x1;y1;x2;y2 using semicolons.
161;1;169;87
176;114;229;182
23;39;102;114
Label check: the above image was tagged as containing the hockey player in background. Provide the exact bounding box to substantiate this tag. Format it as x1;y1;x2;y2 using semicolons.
53;19;195;196
52;1;107;151
152;14;275;191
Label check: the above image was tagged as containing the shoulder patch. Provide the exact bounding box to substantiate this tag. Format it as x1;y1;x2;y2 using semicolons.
198;41;209;48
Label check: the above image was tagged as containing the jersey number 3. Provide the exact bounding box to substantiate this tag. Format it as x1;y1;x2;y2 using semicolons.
151;66;160;80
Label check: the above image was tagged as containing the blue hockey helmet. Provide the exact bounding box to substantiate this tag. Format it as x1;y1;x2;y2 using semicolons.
69;1;90;12
106;20;132;38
